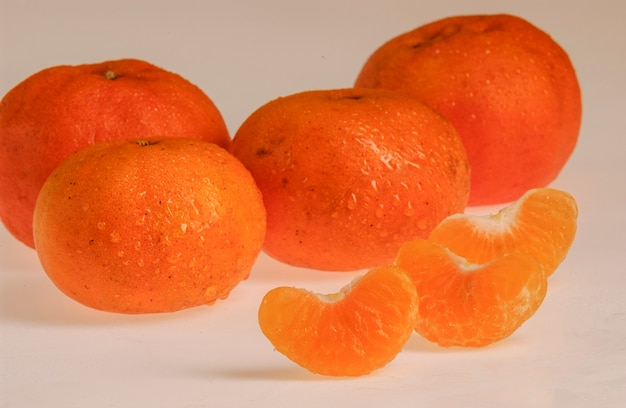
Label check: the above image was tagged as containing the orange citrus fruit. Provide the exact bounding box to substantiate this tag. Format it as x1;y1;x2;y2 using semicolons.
258;264;418;376
428;187;578;277
33;137;266;314
230;87;470;271
355;14;581;205
0;58;230;248
395;239;547;347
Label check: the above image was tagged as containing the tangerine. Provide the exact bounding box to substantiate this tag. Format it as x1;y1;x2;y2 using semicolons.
355;14;581;205
258;264;418;376
33;138;266;314
395;239;547;347
230;88;470;271
428;187;578;277
0;58;230;248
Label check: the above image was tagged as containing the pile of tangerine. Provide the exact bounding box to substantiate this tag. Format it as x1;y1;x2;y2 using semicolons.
0;12;582;379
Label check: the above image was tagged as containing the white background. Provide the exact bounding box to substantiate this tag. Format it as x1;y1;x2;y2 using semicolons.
1;0;625;407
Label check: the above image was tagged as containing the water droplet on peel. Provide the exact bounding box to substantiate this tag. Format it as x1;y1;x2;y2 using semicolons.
371;180;378;192
417;218;428;230
188;257;198;268
403;202;415;217
167;252;182;264
205;286;218;297
375;205;385;218
97;221;106;230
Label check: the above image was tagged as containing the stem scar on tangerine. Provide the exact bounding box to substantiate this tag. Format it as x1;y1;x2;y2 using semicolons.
104;70;118;80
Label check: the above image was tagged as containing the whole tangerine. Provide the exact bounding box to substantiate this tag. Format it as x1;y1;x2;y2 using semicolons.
230;88;470;271
0;58;230;248
355;14;582;205
33;138;266;314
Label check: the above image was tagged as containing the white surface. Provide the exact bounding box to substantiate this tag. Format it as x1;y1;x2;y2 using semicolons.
1;1;625;407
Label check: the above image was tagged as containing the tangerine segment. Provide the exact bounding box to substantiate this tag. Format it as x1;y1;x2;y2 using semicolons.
395;240;547;348
258;265;418;376
428;188;578;276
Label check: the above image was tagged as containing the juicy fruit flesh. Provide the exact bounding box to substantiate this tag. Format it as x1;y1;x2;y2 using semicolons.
258;265;418;376
428;188;578;276
395;239;547;347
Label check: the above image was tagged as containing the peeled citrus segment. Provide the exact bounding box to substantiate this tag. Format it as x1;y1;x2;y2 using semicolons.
395;239;547;348
258;265;418;376
428;187;578;276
